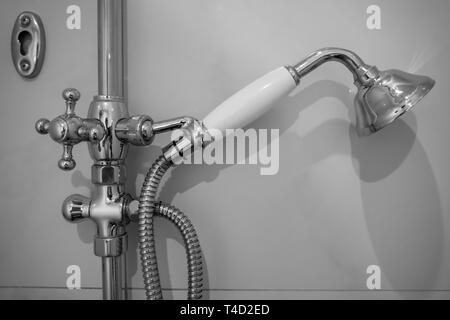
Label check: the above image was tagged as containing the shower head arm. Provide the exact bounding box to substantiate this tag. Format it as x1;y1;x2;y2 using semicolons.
292;47;379;86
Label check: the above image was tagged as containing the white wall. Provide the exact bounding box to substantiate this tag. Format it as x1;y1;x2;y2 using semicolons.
0;0;449;299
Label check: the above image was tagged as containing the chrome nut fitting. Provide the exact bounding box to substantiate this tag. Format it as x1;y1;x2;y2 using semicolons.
115;115;154;146
162;118;213;164
94;233;128;257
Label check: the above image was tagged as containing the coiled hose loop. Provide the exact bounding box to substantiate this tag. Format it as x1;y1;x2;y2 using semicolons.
156;202;203;300
138;155;172;300
138;155;204;300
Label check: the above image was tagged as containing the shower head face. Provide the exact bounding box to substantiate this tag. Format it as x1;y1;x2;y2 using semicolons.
355;69;435;136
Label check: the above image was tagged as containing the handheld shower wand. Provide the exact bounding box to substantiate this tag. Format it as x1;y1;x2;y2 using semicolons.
205;47;435;137
163;47;435;163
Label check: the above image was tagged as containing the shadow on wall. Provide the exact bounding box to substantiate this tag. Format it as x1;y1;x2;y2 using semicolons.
71;78;443;298
349;115;444;296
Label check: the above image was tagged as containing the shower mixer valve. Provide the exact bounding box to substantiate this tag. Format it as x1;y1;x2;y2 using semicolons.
34;88;206;169
35;88;106;170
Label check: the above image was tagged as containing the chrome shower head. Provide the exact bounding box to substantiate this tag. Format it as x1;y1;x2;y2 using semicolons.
354;69;435;136
291;48;435;136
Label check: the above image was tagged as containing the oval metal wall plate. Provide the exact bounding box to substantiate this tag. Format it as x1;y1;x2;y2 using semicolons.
11;11;46;79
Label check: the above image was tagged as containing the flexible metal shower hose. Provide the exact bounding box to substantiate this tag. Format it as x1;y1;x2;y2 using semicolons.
155;202;203;300
138;155;203;300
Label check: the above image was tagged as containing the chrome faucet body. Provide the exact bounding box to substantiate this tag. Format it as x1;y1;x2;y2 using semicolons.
34;0;185;300
36;0;131;300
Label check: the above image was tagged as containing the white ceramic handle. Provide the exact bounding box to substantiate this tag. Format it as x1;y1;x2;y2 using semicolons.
203;67;296;140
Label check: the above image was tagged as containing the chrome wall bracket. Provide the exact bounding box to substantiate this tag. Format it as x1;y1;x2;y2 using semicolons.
11;11;46;79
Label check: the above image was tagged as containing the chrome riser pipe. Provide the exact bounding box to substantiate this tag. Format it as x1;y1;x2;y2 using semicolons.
98;0;124;98
92;0;127;300
102;255;128;300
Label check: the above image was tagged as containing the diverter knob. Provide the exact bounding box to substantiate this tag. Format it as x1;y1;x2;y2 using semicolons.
62;194;91;223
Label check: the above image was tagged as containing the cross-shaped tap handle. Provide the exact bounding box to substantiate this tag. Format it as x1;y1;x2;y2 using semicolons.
35;88;105;171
